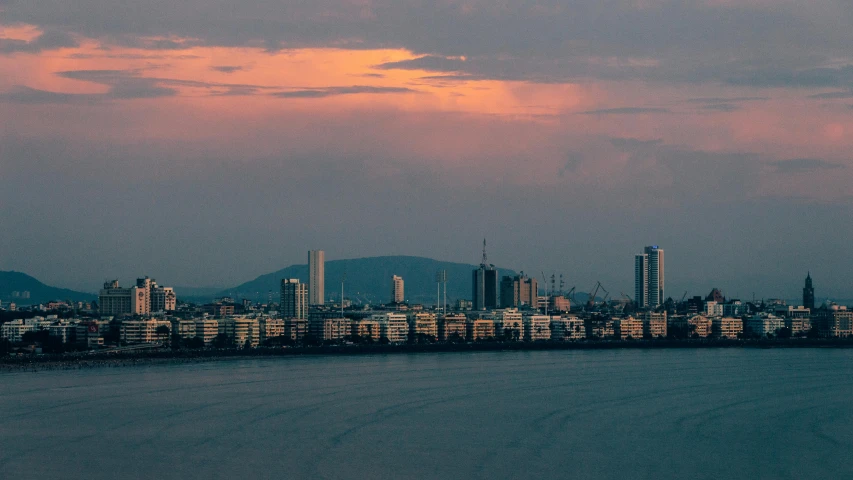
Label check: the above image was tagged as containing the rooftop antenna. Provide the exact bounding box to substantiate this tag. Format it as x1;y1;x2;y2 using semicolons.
481;238;488;267
559;274;565;295
341;272;346;318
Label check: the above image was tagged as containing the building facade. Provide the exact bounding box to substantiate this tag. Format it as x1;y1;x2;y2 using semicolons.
308;250;325;305
280;278;308;319
499;275;538;309
392;275;405;304
635;246;664;308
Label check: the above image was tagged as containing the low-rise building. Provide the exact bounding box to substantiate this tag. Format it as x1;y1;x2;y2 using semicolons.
585;317;616;339
0;320;35;342
353;319;381;341
711;317;743;339
745;313;785;338
467;318;495;341
259;318;286;343
372;313;409;343
218;317;260;348
438;314;467;341
322;318;351;342
786;317;811;337
195;319;219;345
524;315;552;341
641;312;667;339
120;319;172;344
47;323;77;344
687;315;712;338
812;307;853;338
409;313;438;340
615;317;644;340
550;315;585;341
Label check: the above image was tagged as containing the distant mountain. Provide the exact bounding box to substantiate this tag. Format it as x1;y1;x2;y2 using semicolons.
195;256;518;305
0;271;96;305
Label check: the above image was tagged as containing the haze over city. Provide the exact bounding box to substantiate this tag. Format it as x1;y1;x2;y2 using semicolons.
3;1;853;299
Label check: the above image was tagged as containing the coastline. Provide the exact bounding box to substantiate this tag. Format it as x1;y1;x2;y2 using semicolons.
3;338;853;372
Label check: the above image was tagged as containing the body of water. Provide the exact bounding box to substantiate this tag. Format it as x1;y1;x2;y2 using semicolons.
2;349;852;479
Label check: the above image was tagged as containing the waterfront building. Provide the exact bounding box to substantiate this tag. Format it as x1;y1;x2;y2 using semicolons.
308;250;325;305
640;311;667;338
785;317;811;337
372;313;409;343
500;274;538;309
218;317;260;348
438;314;468;341
524;315;551;341
321;318;351;342
280;279;308;319
195;319;219;345
76;321;104;348
259;318;286;343
585;317;616;339
47;323;77;344
466;318;495;341
615;317;644;340
745;313;784;338
353;319;381;341
285;318;308;343
550;315;585;341
171;319;197;340
812;307;853;338
634;245;664;308
392;275;405;304
485;309;524;341
711;317;743;339
120;318;171;344
687;315;712;338
408;312;437;340
803;273;815;310
1;320;35;342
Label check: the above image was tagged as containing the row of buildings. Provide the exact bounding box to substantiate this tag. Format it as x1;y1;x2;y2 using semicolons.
7;303;853;350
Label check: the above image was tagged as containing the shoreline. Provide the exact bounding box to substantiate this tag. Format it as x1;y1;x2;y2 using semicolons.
3;338;853;372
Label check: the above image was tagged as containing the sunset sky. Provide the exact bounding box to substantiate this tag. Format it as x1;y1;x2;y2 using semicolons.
2;1;853;300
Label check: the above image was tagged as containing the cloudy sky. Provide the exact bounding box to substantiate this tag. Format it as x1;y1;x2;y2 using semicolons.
1;0;852;300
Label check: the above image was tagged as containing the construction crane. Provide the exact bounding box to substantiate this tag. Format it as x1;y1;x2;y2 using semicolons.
587;281;602;308
680;291;688;303
566;286;576;303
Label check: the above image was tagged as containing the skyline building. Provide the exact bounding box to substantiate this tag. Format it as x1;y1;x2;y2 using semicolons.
98;276;175;316
500;274;538;309
803;273;815;310
280;278;307;319
392;275;404;304
472;240;498;310
308;250;325;305
635;245;664;308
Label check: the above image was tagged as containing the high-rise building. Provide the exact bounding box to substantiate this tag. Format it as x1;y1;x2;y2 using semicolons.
472;240;498;310
803;272;815;310
280;278;307;319
99;277;175;316
392;275;405;304
500;274;538;308
635;246;664;308
308;250;325;305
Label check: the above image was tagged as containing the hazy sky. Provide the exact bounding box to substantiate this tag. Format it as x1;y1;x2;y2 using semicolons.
2;1;852;300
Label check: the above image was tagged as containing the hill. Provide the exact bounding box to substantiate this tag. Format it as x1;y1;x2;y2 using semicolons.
199;256;518;305
0;271;96;305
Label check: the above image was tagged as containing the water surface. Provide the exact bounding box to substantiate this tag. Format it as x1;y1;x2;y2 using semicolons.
2;349;852;479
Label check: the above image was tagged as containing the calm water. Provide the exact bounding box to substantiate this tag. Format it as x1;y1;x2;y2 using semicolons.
2;349;852;479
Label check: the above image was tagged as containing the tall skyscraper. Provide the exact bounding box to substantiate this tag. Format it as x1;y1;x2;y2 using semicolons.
472;239;499;310
635;245;664;308
308;250;325;306
392;275;404;304
280;278;307;319
803;272;815;310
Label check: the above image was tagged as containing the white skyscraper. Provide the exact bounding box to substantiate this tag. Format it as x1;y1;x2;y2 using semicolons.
392;275;404;304
308;250;325;305
635;246;664;308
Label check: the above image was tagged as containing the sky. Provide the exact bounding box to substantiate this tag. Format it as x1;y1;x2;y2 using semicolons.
1;1;853;301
